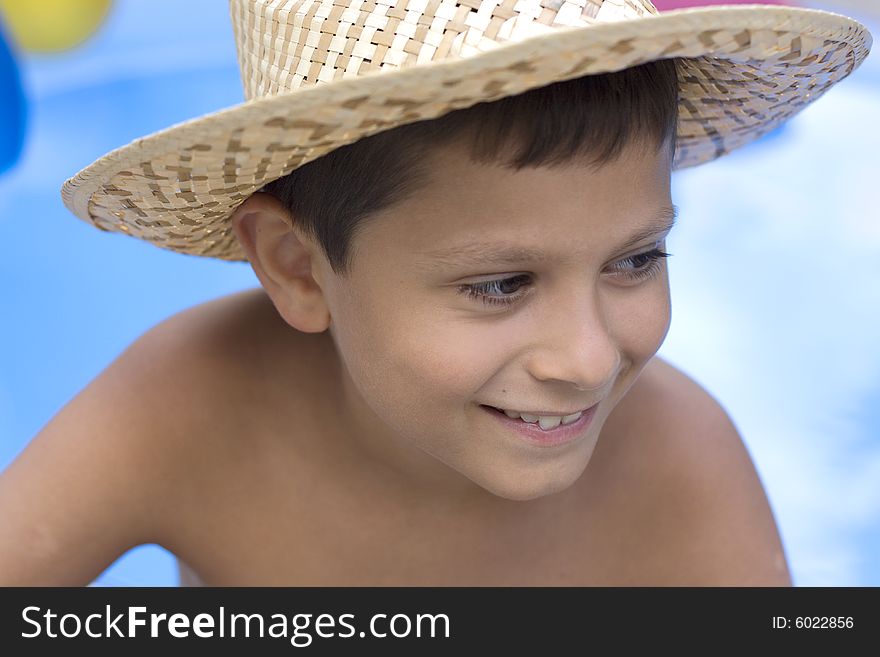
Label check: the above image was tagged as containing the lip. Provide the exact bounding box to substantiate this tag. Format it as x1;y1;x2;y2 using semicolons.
480;403;598;448
491;407;593;417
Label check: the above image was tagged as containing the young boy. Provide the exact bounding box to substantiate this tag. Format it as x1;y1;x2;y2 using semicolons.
0;0;870;586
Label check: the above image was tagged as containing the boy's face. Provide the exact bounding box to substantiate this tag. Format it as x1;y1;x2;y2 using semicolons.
308;136;675;505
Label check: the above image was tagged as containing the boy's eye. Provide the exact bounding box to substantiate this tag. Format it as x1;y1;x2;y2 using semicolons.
455;247;672;308
457;274;532;308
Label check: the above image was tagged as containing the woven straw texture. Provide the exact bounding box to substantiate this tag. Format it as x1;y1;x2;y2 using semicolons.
60;0;872;261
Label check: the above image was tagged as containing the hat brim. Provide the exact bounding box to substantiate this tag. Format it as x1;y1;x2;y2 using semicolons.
60;5;872;261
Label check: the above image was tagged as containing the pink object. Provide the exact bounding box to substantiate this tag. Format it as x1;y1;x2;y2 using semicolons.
652;0;792;9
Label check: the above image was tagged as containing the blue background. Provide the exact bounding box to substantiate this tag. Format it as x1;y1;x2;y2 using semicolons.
1;0;878;586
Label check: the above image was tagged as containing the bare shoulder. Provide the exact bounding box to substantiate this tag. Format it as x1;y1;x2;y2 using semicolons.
599;356;792;586
0;290;263;584
129;289;290;539
133;288;336;574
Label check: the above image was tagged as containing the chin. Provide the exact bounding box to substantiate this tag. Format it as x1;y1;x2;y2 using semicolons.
479;474;579;502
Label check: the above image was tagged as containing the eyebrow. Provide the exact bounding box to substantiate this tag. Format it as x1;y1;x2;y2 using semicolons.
415;205;678;270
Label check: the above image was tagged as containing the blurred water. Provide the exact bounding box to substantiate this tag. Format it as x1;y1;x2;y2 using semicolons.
0;0;877;586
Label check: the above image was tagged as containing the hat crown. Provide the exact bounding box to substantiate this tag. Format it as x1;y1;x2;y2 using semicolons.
230;0;659;100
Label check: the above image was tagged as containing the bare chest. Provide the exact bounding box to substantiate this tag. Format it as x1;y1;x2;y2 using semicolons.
171;428;671;587
176;491;626;586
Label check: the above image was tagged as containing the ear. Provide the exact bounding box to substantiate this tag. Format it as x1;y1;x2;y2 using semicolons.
230;192;331;333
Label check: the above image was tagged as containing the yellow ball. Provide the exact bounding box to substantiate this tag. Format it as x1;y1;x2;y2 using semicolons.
0;0;113;53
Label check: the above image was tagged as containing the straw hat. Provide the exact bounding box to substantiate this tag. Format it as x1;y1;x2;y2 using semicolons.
60;0;872;261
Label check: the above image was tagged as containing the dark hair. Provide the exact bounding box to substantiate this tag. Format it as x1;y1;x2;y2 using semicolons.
261;57;680;277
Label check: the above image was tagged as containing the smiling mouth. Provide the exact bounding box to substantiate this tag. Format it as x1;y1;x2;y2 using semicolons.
480;404;591;429
480;403;598;445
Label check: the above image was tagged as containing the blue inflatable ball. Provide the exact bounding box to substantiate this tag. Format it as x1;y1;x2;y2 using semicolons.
0;16;27;176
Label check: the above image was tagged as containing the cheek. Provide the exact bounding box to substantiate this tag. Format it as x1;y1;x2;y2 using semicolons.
608;282;672;359
386;315;496;399
331;286;489;407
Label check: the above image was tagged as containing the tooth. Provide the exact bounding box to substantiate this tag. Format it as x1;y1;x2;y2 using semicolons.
561;411;582;425
503;409;520;419
519;414;539;423
538;416;563;430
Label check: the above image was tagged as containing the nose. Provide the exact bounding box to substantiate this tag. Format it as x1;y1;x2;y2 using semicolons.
525;290;620;392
